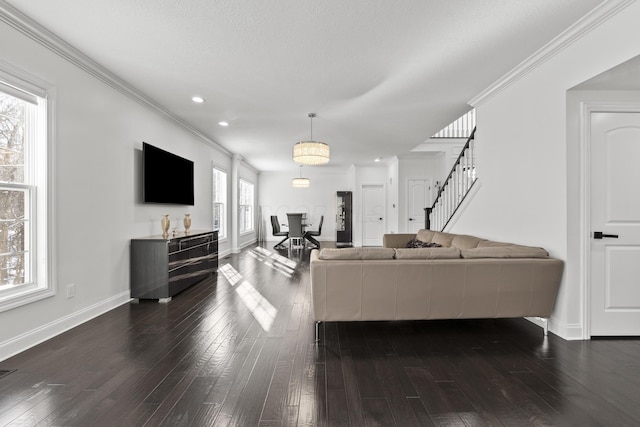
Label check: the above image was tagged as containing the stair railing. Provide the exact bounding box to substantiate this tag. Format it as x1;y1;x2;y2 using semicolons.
425;127;477;231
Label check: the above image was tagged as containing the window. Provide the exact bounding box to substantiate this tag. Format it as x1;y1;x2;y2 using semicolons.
239;179;254;234
0;74;51;312
212;167;227;239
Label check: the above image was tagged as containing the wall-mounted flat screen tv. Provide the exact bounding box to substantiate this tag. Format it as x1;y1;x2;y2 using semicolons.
143;142;194;205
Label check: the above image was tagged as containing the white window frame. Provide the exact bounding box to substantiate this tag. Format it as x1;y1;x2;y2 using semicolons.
212;166;227;240
0;63;54;312
238;178;254;234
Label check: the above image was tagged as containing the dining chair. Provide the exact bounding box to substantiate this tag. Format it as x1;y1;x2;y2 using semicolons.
304;215;323;248
286;213;305;249
271;215;289;249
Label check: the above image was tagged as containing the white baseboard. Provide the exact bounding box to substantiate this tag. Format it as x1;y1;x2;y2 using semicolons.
526;316;584;340
0;291;131;362
551;321;585;340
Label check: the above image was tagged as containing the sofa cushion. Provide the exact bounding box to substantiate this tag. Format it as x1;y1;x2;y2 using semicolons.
416;229;436;243
318;248;362;260
460;245;549;259
431;231;456;247
451;234;486;249
361;247;396;260
318;247;396;260
394;247;461;259
406;239;442;249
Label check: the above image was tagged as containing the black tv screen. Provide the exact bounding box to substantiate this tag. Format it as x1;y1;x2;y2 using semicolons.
143;142;194;205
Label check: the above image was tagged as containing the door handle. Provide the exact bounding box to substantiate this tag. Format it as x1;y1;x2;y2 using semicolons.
409;218;414;221
379;218;383;220
593;231;619;239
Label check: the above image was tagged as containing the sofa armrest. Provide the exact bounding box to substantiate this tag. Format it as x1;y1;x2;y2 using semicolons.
383;233;415;248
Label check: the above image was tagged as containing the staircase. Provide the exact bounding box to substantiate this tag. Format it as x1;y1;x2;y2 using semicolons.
426;127;477;231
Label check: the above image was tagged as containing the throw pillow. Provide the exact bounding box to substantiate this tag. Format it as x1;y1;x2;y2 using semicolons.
406;239;442;249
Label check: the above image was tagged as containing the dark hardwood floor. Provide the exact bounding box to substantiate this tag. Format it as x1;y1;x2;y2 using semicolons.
1;242;640;426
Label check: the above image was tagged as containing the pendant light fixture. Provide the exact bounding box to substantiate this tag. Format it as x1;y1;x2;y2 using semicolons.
293;113;330;165
292;165;311;188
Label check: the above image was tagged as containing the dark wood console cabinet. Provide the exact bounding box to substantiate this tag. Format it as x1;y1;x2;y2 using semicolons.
130;230;218;301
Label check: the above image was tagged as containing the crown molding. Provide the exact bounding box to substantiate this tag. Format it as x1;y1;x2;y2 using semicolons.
0;1;238;159
469;0;635;107
240;159;259;174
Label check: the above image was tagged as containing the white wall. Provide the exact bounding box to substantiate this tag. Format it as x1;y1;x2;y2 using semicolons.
259;167;351;243
0;19;256;360
450;1;640;339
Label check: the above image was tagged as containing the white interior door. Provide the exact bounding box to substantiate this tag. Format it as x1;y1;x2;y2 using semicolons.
362;185;385;246
590;111;640;336
406;178;431;233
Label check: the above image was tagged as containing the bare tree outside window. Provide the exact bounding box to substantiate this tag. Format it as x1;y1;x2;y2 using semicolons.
0;73;50;311
0;93;28;286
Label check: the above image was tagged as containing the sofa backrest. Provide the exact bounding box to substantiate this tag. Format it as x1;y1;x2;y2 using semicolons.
451;234;486;249
406;229;551;258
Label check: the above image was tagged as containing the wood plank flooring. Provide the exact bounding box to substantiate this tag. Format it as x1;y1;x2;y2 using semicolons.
1;242;640;426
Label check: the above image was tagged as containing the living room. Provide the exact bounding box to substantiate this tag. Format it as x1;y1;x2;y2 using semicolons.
1;0;640;424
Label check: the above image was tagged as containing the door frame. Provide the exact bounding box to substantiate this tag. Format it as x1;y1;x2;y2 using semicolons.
405;176;432;233
579;102;640;339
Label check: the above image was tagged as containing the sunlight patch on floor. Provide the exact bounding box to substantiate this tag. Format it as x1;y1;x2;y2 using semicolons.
218;262;277;332
248;247;297;278
219;263;243;286
236;280;277;332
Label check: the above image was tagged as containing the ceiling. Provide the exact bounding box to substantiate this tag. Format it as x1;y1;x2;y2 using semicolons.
4;0;603;172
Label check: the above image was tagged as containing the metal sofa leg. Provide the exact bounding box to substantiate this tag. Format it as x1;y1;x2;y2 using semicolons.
538;317;549;336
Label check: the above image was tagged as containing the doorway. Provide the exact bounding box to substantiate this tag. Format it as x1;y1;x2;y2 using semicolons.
585;107;640;336
362;184;385;246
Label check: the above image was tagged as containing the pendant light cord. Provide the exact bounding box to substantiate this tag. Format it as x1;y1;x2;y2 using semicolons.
308;112;316;141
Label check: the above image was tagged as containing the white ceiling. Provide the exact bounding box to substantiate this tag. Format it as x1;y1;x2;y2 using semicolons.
4;0;603;172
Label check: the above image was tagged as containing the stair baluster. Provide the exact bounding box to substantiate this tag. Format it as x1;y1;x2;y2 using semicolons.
427;127;477;231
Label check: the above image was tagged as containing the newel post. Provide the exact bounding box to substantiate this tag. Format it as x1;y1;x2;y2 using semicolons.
424;207;432;230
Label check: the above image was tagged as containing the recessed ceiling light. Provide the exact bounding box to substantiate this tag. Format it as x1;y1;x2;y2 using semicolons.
218;121;229;127
374;157;381;162
191;96;205;103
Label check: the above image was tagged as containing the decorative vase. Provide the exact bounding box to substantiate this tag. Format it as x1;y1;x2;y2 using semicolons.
161;215;170;237
183;214;192;234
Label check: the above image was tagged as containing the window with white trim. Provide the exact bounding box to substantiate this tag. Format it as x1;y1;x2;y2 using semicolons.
212;167;227;239
0;75;51;312
239;179;254;234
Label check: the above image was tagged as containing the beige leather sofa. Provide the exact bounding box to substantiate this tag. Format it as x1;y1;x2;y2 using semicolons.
310;229;563;341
